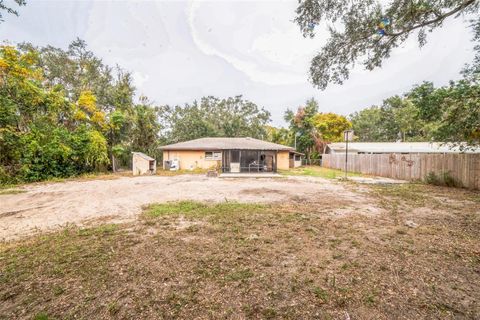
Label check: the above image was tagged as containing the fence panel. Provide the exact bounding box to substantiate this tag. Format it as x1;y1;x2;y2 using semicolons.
321;153;480;190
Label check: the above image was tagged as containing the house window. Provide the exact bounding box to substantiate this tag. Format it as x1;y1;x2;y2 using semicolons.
294;154;301;161
205;151;221;160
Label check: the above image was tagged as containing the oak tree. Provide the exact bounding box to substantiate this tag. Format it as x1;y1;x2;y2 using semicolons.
295;0;479;89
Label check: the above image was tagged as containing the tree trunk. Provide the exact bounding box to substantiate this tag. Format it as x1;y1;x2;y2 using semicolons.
111;154;116;173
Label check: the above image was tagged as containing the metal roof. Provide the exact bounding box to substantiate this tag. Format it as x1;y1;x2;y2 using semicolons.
327;142;480;154
132;152;155;161
159;137;294;151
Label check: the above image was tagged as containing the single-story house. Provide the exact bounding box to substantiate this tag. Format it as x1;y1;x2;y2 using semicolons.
159;137;303;173
325;142;480;154
132;152;156;175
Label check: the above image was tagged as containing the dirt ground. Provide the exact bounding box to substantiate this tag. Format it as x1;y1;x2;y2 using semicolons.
0;175;374;241
1;175;479;319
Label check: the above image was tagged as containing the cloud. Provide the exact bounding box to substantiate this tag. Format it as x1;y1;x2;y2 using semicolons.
186;0;320;86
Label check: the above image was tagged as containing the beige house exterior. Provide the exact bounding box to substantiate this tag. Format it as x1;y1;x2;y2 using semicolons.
160;137;303;173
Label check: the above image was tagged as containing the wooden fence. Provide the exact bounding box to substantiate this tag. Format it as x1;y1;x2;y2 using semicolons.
322;153;480;190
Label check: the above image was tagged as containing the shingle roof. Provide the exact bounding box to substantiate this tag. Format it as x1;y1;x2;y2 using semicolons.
327;142;480;154
159;137;294;151
132;152;155;161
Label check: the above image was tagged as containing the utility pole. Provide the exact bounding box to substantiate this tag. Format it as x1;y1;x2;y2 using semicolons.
343;130;353;179
294;132;301;149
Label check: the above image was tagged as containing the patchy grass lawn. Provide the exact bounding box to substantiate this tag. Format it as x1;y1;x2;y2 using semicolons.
0;171;129;190
280;165;362;179
1;167;209;189
155;168;209;176
1;185;479;319
0;189;26;195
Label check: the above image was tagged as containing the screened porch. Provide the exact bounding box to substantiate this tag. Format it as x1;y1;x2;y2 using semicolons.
221;150;277;173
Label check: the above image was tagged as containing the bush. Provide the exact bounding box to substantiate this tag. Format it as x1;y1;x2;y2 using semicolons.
17;126;108;182
425;171;460;187
442;171;458;187
425;172;440;185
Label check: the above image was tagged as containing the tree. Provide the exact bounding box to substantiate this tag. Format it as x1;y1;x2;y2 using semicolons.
350;93;434;142
265;126;292;146
284;98;320;159
295;0;479;89
350;64;480;148
411;75;480;149
18;40;138;169
349;107;385;142
311;112;351;152
18;39;136;113
284;99;351;157
0;0;25;22
130;98;163;160
0;45;108;183
161;96;271;143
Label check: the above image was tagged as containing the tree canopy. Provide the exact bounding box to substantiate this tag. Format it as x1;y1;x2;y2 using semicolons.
160;96;271;143
0;0;25;22
295;0;480;89
350;63;480;149
0;45;109;182
284;98;351;158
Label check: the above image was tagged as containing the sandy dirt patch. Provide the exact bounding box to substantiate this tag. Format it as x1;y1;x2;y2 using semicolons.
0;175;374;240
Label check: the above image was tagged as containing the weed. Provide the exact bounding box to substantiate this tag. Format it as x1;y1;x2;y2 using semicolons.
425;171;460;187
0;189;26;195
156;168;208;176
34;313;52;320
369;183;429;207
52;286;64;296
78;224;118;236
143;201;268;219
261;307;277;319
107;301;120;315
225;268;254;282
279;166;362;179
313;287;329;302
332;253;343;260
364;291;377;305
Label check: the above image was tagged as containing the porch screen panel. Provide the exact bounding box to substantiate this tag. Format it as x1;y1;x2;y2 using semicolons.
222;150;230;172
240;150;258;172
231;150;240;162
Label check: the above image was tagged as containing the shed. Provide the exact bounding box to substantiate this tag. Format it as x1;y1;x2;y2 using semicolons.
132;152;156;176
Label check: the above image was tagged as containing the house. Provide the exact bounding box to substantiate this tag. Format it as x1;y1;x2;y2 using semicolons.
325;142;480;154
159;137;303;173
132;152;156;175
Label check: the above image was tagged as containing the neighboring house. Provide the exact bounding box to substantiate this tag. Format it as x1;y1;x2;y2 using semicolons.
325;142;480;154
159;137;303;173
132;152;157;175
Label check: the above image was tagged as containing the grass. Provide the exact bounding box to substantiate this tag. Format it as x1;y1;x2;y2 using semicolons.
280;165;362;179
155;168;209;176
0;171;127;190
1;191;480;319
0;189;26;195
367;183;430;206
143;200;268;219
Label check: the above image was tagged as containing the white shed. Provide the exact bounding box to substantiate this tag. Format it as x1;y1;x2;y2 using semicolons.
132;152;157;176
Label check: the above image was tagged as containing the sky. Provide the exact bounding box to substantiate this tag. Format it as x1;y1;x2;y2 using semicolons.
0;0;476;126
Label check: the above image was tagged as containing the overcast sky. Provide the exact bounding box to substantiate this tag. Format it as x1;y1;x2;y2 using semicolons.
0;0;476;126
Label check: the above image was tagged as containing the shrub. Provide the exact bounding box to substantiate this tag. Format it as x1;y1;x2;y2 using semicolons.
425;172;440;185
425;171;460;187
